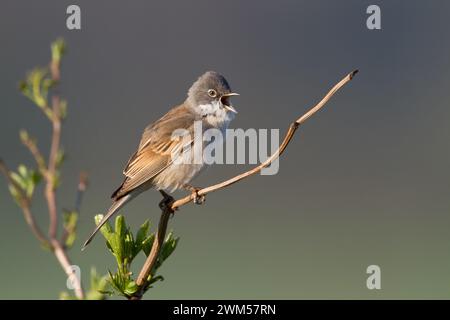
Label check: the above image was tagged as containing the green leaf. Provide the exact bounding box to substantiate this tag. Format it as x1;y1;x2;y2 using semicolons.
110;217;125;263
18;80;28;94
142;233;155;257
98;214;179;298
124;280;138;296
59;99;68;119
63;211;76;227
107;270;133;297
152;232;179;272
52;170;61;189
133;220;150;257
143;275;164;292
10;172;26;190
56;149;65;167
115;215;126;238
86;268;110;300
95;214;113;242
26;170;41;198
94;214;103;226
98;215;135;269
19;129;29;143
135;220;150;246
25;178;35;198
30;68;49;108
30;170;42;185
123;231;135;263
65;233;76;249
160;232;179;262
59;291;75;300
51;38;66;64
8;184;22;205
20;67;54;119
7;165;41;200
63;210;78;248
18;164;28;178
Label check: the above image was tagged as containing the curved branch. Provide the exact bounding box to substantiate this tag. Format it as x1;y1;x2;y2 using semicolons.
171;69;358;209
133;207;172;299
133;69;359;298
51;239;85;299
20;132;48;177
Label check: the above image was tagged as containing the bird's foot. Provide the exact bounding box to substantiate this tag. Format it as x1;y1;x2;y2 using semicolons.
183;184;205;205
159;190;175;212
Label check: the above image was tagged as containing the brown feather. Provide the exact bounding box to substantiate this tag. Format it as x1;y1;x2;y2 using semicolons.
112;103;198;199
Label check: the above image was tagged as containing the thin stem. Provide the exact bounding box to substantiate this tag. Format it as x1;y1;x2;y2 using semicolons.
46;96;61;240
51;239;85;299
46;57;85;299
44;73;85;299
20;134;48;177
131;69;358;299
134;207;172;297
61;172;88;246
22;205;49;247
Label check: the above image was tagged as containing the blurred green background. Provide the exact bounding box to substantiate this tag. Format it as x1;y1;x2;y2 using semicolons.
1;0;450;299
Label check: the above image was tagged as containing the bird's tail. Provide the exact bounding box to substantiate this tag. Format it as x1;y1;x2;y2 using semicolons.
81;194;133;250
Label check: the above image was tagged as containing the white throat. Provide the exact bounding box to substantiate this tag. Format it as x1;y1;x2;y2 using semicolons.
197;100;235;129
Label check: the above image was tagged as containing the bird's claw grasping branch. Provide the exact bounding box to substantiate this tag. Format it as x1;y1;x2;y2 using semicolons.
158;190;175;212
131;69;359;299
183;184;206;205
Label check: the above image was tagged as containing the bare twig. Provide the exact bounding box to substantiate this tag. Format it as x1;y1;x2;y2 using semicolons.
133;206;172;299
46;96;61;240
132;70;358;299
19;133;48;177
42;68;85;298
21;206;49;247
51;239;84;299
61;172;88;246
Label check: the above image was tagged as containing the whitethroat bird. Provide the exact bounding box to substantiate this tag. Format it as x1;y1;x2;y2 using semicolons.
82;71;238;249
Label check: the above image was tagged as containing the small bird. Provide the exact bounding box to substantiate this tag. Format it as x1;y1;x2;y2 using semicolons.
82;71;238;249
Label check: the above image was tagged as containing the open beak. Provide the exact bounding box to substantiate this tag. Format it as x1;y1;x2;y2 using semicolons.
224;92;240;97
221;92;239;113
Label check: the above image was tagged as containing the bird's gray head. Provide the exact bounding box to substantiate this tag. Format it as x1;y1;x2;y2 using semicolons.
187;71;238;115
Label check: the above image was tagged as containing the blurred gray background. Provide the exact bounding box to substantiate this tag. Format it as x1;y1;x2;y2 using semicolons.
1;0;450;299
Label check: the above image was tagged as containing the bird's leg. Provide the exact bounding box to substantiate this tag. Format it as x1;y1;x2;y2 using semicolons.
159;190;175;212
183;184;205;205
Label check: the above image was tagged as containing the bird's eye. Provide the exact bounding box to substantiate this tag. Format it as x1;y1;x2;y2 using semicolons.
207;89;217;98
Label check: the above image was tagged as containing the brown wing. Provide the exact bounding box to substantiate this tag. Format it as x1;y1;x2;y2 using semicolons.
112;104;195;199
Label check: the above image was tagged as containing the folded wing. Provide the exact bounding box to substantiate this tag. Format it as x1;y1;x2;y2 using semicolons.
112;104;196;199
